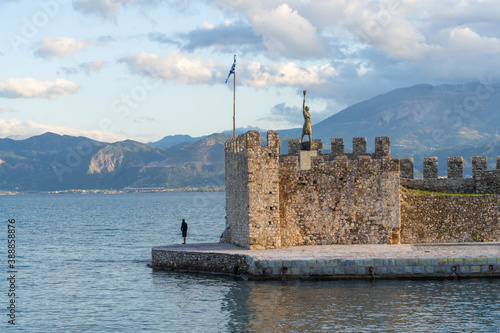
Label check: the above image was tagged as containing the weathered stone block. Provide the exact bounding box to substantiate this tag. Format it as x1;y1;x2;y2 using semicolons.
345;266;358;275
470;266;481;273
374;266;386;275
331;138;344;156
425;266;434;274
472;156;487;177
334;267;346;275
288;139;301;156
352;137;367;156
423;157;438;179
435;266;449;275
447;156;463;179
357;267;368;275
388;266;404;275
246;130;261;148
267;130;280;152
412;266;425;275
375;136;391;158
400;158;414;179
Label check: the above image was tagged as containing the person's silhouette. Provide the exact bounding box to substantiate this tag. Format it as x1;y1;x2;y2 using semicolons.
181;219;188;244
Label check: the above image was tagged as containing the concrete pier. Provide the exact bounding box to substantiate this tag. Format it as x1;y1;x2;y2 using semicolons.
152;243;500;280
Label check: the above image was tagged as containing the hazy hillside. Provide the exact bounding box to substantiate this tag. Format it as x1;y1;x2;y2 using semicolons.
149;134;204;148
149;127;261;148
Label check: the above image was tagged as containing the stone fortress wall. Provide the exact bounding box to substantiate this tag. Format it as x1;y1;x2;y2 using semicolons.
399;155;500;244
223;130;500;249
280;137;400;248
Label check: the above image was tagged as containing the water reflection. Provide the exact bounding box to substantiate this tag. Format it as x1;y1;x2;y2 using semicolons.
150;270;500;332
220;278;500;332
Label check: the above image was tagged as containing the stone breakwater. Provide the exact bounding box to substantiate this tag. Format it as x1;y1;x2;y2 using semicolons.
152;243;500;280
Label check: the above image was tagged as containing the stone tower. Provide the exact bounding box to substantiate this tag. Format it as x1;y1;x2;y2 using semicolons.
223;130;281;249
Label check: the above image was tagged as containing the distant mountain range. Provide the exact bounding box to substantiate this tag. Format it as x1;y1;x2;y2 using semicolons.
0;132;229;191
1;83;499;191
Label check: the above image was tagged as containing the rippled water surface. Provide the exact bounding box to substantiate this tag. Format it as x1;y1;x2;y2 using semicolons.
1;192;499;332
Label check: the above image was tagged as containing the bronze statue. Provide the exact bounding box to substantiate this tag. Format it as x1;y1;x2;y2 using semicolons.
301;90;312;144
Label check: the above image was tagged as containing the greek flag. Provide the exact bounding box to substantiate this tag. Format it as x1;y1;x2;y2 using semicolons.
225;58;236;83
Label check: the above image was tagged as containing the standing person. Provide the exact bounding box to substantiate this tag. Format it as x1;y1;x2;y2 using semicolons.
181;219;188;244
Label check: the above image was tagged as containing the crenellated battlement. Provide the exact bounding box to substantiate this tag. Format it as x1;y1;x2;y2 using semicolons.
279;154;399;174
400;155;500;194
287;136;391;160
225;130;279;154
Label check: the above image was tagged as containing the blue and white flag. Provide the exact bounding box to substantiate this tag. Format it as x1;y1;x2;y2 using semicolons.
225;58;236;83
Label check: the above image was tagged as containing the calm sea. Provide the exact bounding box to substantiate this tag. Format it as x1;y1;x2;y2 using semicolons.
1;192;499;332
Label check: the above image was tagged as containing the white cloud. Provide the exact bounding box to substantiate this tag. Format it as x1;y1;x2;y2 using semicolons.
250;3;325;58
368;19;435;60
120;52;216;84
0;107;18;114
0;119;127;143
357;65;373;76
444;27;500;55
243;62;337;88
79;60;108;75
201;21;214;30
0;78;80;99
37;37;93;60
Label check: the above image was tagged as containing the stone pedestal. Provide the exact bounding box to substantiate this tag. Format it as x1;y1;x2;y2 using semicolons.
299;150;318;170
300;140;321;151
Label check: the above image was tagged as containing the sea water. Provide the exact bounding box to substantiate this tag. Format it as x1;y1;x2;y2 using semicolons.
1;192;499;332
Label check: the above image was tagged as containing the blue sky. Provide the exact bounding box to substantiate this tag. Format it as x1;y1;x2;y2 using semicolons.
1;0;500;143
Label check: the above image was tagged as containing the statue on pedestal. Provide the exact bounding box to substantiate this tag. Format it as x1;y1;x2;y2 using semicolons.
301;90;312;148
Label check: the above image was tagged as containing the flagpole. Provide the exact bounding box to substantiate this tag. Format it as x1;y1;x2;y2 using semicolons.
233;54;236;138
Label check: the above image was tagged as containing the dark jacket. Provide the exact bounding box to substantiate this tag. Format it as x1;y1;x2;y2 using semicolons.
181;221;188;237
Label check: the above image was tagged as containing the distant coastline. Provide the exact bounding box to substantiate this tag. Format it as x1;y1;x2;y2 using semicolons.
0;187;225;196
